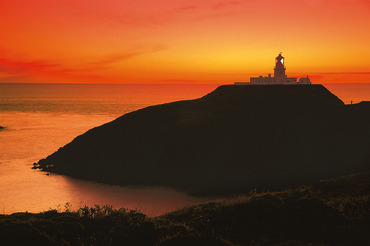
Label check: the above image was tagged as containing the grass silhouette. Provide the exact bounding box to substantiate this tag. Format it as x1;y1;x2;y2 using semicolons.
1;172;369;245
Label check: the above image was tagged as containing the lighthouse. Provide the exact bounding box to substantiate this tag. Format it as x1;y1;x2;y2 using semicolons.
274;53;286;78
235;53;311;85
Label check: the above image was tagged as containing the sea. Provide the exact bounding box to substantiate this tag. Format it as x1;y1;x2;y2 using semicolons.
0;83;369;216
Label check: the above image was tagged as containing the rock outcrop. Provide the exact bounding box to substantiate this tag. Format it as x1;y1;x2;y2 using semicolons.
36;85;370;194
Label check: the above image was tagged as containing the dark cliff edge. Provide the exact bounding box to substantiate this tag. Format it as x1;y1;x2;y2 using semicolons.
35;85;370;195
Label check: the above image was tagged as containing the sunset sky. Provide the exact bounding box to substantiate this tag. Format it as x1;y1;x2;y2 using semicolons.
1;0;370;84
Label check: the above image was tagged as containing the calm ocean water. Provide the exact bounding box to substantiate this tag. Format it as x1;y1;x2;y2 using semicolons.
0;84;219;215
0;83;369;215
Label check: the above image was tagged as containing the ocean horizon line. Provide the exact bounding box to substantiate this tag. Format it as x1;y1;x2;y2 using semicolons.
1;82;370;85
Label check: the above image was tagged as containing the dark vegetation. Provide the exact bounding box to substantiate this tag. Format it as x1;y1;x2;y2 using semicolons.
35;85;370;195
1;172;369;246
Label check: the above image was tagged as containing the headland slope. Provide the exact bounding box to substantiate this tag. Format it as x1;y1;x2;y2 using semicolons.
36;85;370;194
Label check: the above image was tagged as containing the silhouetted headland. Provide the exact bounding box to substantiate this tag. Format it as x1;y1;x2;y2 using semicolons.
35;84;370;195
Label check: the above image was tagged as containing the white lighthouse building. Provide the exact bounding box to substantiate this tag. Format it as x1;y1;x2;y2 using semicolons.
235;53;311;85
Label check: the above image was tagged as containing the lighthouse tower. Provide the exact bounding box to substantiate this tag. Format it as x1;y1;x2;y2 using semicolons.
274;53;286;78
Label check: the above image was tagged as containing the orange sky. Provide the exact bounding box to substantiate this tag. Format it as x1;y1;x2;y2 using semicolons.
1;0;370;84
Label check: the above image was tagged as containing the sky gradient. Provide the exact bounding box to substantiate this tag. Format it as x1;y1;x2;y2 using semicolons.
1;0;370;84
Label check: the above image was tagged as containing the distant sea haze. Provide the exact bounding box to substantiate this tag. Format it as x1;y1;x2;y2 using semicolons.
0;83;369;215
0;83;369;115
0;84;220;116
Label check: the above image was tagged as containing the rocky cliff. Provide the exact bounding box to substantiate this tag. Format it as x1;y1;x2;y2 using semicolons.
36;85;370;194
